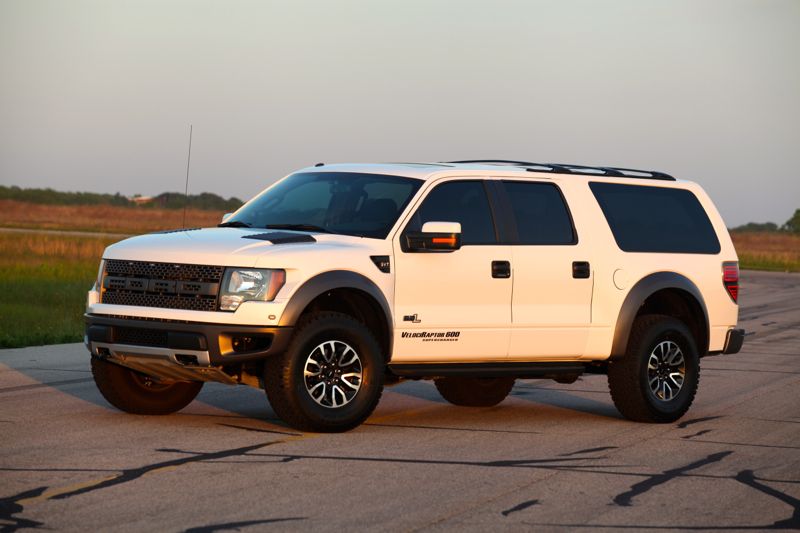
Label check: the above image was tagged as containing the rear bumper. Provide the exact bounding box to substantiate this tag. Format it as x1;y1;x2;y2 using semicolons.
85;313;293;367
722;328;745;355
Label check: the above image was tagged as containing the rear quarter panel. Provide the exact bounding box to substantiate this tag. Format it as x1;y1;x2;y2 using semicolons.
562;178;739;359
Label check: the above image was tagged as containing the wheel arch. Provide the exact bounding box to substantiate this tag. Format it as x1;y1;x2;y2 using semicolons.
611;272;709;359
279;271;393;360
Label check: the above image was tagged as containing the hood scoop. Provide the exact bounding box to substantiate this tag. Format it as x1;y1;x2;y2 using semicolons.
242;232;317;244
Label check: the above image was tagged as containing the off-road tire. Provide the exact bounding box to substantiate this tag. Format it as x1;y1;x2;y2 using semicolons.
608;314;700;423
434;377;515;407
91;357;203;415
263;312;384;432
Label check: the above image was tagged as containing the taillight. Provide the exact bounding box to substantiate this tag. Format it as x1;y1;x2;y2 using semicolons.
723;261;739;303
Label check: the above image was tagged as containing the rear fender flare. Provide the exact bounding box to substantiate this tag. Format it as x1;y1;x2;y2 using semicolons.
611;272;709;358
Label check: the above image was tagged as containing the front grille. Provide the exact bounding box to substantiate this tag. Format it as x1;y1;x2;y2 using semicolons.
105;260;224;281
101;259;223;311
114;327;169;347
102;292;219;312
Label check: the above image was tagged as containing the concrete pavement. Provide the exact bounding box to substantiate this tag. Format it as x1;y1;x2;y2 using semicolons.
1;270;798;531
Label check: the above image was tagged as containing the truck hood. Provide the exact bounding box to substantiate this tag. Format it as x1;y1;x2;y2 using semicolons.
103;227;372;267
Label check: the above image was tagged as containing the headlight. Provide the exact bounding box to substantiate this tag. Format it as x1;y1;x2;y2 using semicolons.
219;268;285;311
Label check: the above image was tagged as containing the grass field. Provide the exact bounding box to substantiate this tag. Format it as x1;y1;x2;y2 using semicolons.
0;232;121;348
0;199;226;234
731;232;800;272
0;200;797;348
0;200;230;348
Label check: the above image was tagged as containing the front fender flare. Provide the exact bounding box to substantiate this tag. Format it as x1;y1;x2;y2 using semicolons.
278;270;393;350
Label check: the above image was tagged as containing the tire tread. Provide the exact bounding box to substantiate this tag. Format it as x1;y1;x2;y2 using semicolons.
263;312;384;432
91;357;202;415
608;314;699;423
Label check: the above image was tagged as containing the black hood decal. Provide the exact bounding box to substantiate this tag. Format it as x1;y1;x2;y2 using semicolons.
242;232;317;244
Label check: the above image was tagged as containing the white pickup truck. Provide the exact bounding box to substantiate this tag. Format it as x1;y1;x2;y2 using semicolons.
85;161;744;431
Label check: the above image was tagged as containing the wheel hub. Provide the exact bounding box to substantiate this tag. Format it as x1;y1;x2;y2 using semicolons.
647;340;686;402
303;340;363;409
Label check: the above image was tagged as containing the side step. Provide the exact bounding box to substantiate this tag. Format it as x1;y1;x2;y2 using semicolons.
388;362;586;379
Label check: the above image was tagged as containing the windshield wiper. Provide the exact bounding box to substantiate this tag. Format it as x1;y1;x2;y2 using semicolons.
265;224;332;233
217;220;252;228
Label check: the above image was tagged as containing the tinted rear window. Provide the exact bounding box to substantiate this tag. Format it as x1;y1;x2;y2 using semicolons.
502;181;576;245
589;182;720;254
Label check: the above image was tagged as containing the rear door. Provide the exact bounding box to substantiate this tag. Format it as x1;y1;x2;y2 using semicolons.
391;179;513;362
496;179;594;358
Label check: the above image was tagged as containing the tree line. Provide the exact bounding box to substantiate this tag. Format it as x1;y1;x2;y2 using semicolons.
732;209;800;234
0;185;243;211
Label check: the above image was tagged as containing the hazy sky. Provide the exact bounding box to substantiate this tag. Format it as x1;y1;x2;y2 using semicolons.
1;0;798;226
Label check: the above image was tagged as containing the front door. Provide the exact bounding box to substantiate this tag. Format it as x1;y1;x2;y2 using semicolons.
391;179;512;362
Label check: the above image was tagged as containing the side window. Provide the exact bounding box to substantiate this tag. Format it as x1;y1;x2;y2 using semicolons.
404;181;496;245
502;181;576;245
589;182;721;254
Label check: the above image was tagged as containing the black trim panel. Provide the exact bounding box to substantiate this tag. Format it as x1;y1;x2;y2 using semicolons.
485;180;517;243
85;314;293;364
388;362;586;379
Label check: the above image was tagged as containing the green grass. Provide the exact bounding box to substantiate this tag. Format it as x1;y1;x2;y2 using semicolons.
0;233;117;348
0;278;93;347
738;254;800;273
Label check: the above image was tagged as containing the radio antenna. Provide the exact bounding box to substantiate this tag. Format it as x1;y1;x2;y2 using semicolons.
182;124;193;228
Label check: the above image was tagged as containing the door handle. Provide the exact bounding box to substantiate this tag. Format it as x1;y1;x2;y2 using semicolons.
492;260;511;279
572;261;591;279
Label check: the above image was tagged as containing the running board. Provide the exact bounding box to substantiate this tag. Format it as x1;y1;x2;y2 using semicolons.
388;362;586;379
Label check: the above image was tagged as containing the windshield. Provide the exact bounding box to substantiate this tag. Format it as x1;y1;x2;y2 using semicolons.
226;172;423;238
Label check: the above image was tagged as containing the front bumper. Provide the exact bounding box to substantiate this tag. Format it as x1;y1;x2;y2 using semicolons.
85;313;293;370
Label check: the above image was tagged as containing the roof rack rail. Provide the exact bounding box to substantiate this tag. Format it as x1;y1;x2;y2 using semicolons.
447;159;539;166
442;160;676;181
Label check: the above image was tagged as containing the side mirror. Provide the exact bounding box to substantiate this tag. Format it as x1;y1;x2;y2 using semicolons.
405;221;462;252
221;212;233;223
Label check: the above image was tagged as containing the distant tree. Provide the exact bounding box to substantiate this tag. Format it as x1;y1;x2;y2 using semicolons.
153;192;242;211
0;185;133;206
731;221;780;233
783;209;800;234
